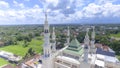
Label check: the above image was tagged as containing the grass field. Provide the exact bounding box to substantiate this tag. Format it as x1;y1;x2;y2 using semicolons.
0;37;43;66
110;33;120;41
111;32;120;38
0;38;43;57
116;55;120;61
0;58;9;66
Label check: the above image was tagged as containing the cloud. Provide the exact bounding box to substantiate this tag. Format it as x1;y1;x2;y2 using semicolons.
0;0;120;24
40;0;77;16
95;0;117;4
0;1;9;9
13;0;25;9
33;4;40;8
102;3;120;17
0;4;44;24
24;0;30;2
78;2;120;18
82;3;102;18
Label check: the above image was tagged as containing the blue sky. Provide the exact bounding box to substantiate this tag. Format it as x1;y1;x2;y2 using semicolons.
0;0;120;25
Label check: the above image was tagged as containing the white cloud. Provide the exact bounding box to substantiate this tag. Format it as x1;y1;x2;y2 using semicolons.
0;1;9;9
0;0;120;24
76;2;120;18
24;0;30;2
13;1;25;9
82;3;102;18
33;4;40;8
0;6;44;24
46;0;59;7
75;0;85;8
95;0;117;4
102;3;120;17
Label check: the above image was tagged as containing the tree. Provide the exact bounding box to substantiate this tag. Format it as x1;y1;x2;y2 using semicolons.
28;48;35;56
23;40;29;47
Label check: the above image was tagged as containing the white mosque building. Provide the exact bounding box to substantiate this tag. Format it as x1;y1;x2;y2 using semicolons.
41;13;120;68
22;13;120;68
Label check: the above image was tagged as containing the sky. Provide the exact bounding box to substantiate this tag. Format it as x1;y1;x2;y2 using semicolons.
0;0;120;25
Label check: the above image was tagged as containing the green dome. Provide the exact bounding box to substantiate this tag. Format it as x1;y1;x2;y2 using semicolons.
64;38;83;56
67;38;82;51
69;38;80;48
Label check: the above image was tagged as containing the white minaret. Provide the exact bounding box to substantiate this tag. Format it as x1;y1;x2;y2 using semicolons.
66;26;70;45
42;12;52;68
90;26;96;54
52;27;56;52
80;28;90;68
43;12;51;58
84;28;90;62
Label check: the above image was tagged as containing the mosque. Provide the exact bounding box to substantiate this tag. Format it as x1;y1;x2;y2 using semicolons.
22;13;120;68
41;13;120;68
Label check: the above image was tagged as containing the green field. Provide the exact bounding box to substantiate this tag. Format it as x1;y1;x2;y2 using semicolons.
110;33;120;41
116;55;120;61
0;38;43;57
111;32;120;37
0;58;9;66
0;37;43;66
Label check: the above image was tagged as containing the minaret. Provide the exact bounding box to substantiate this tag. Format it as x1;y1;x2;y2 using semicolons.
83;28;90;62
42;12;52;68
80;28;90;68
66;26;70;45
52;27;56;52
90;26;96;54
43;12;51;58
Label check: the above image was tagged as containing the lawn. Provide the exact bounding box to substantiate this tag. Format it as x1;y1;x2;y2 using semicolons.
111;32;120;38
0;37;43;57
110;33;120;41
116;55;120;61
0;58;9;66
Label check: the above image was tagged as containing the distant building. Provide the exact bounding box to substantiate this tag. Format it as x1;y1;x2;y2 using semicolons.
0;51;22;62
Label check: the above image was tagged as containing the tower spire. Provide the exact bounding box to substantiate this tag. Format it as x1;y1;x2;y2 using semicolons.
67;26;70;45
43;12;51;58
84;28;90;45
52;27;55;40
44;12;49;32
45;12;47;22
42;11;52;68
91;26;95;40
90;26;96;54
52;27;56;52
83;28;90;62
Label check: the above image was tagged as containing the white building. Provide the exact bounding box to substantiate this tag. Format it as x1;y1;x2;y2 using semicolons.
41;13;120;68
0;51;22;62
22;13;120;68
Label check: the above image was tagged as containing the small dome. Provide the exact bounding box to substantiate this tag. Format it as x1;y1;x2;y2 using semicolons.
69;38;81;49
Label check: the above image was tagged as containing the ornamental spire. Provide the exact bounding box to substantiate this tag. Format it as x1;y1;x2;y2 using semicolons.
52;27;56;40
45;12;47;22
52;27;56;52
67;26;70;37
83;28;90;63
84;28;90;45
67;26;70;45
44;11;48;25
44;12;49;33
91;26;95;40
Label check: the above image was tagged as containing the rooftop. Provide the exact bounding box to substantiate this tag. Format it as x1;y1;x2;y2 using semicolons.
96;48;115;57
96;54;119;63
64;38;84;56
56;56;80;64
